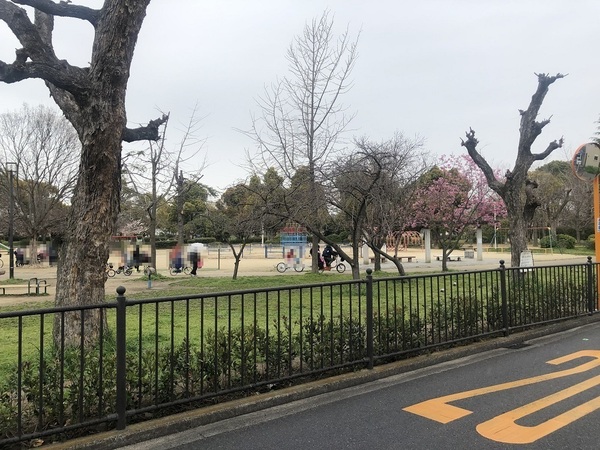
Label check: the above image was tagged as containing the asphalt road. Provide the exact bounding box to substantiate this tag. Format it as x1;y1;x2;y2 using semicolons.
120;322;600;450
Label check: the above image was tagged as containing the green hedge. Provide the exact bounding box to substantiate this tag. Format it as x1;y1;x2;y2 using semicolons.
586;234;595;250
539;234;576;249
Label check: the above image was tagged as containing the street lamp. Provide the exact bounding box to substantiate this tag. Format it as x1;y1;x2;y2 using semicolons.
6;162;17;279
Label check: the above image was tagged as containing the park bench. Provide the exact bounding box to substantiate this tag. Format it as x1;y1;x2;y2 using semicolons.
0;278;51;295
368;257;387;264
397;256;416;263
369;256;416;263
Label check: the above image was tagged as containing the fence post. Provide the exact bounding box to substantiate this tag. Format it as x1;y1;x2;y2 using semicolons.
116;286;127;430
499;260;509;337
587;256;595;314
366;269;374;370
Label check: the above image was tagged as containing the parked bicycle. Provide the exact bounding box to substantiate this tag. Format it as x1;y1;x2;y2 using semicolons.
169;265;192;276
106;263;133;277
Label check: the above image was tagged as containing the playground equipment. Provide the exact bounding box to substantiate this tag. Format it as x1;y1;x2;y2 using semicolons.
278;224;307;273
386;231;423;251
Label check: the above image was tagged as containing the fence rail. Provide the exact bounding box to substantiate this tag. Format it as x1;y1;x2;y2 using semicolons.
0;258;597;446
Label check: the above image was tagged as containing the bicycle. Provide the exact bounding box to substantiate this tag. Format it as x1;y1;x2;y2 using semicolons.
276;261;305;273
0;253;3;268
169;265;192;276
319;256;346;273
106;263;133;277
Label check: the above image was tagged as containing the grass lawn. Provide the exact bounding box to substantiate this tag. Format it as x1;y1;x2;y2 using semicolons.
0;252;591;384
0;272;371;382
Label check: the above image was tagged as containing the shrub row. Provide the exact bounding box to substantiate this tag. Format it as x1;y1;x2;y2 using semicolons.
0;273;589;444
539;234;577;249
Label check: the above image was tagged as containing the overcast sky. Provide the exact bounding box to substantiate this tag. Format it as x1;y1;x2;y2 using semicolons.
1;0;599;192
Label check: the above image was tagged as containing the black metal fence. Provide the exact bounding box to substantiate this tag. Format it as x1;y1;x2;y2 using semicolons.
0;259;597;446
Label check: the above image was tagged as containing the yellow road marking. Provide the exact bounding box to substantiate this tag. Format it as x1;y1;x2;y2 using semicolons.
477;374;600;443
403;350;600;424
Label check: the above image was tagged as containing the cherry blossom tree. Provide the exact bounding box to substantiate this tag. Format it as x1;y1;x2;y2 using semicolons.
411;155;505;271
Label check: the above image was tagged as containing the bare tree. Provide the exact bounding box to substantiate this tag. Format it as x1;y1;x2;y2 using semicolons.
211;183;264;280
0;104;78;256
291;136;426;280
246;10;359;272
462;73;564;267
123;105;207;267
0;1;167;346
356;133;430;274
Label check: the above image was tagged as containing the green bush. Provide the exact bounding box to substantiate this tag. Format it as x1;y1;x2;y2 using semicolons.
506;272;587;324
325;234;346;243
429;294;485;342
191;237;217;244
586;234;595;250
539;234;576;249
300;315;366;368
0;343;120;439
155;239;178;249
373;309;426;353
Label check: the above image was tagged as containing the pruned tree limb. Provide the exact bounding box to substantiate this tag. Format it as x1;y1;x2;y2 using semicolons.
460;128;504;194
533;137;564;161
0;1;89;96
12;0;99;25
123;114;170;142
518;73;566;156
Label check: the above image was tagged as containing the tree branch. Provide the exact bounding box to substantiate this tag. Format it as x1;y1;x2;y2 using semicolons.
123;114;170;143
533;137;563;161
0;0;89;95
460;128;504;194
0;57;88;91
518;73;566;154
12;0;99;25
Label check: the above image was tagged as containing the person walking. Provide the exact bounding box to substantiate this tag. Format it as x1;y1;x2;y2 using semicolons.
189;242;203;276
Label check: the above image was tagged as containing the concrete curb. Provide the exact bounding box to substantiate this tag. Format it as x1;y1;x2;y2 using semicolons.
44;313;600;449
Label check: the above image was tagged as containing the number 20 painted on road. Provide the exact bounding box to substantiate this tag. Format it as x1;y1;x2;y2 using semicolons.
403;350;600;444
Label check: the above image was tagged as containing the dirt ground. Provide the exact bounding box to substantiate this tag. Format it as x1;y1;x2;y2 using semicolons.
0;247;588;308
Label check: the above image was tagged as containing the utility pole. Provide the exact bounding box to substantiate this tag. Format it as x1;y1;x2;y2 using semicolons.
6;162;17;279
176;169;184;246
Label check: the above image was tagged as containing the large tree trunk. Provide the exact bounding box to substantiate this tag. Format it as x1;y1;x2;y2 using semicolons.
0;1;164;348
504;179;532;268
54;104;124;347
507;211;528;268
48;0;152;348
